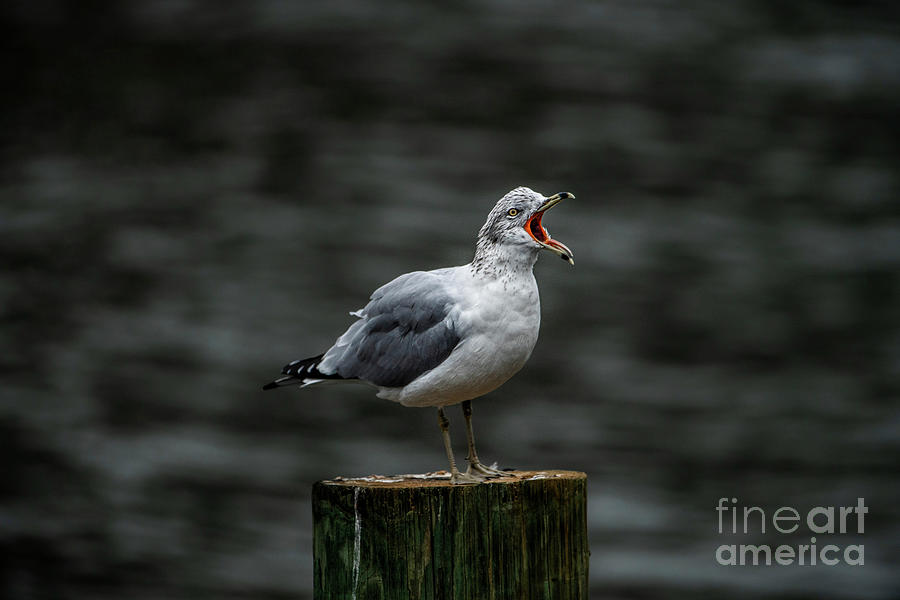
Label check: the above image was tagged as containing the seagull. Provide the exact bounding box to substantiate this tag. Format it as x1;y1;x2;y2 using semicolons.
263;187;574;484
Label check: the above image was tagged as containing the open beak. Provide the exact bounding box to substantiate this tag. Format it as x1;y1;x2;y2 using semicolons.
524;192;575;265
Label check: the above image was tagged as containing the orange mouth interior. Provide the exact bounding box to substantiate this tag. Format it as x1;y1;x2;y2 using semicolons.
526;211;550;243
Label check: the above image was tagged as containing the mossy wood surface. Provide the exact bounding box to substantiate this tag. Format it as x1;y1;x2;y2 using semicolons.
312;470;588;600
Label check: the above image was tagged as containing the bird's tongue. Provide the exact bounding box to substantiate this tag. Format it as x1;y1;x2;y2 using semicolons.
543;238;570;253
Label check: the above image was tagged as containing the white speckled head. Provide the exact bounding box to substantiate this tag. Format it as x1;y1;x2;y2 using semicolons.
473;187;574;271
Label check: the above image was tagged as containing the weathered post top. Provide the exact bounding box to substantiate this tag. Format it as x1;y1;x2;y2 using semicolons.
313;470;589;600
319;469;584;488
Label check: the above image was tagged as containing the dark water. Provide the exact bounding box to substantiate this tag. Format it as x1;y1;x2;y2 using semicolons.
2;2;899;599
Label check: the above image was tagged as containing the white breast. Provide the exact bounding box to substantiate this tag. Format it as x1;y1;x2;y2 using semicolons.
382;267;541;407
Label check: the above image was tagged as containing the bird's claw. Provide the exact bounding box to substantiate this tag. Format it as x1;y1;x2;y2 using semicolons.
450;471;483;485
466;461;514;479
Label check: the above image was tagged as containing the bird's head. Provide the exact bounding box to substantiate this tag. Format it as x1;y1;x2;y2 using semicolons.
477;187;575;266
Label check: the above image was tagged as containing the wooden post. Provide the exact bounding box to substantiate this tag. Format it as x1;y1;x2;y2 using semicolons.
312;470;588;600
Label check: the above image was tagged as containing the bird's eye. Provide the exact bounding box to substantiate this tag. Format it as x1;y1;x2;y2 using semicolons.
507;208;518;217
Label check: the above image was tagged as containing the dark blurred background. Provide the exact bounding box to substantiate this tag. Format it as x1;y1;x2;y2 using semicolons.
2;1;898;599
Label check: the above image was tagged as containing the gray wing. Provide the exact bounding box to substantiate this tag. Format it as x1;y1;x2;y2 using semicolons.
317;270;461;387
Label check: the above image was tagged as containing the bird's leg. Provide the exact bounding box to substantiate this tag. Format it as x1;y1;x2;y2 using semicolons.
437;408;481;485
462;400;514;478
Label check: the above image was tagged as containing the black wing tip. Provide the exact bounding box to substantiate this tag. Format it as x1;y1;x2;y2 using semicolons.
265;353;341;391
263;374;300;390
281;353;326;376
